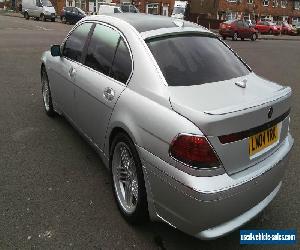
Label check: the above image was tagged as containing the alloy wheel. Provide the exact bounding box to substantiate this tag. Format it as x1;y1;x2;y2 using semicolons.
41;70;50;112
112;142;139;214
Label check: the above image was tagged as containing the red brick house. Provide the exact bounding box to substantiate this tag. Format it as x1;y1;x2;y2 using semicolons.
218;0;300;23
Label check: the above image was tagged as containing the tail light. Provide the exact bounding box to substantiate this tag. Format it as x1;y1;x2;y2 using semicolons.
169;134;221;169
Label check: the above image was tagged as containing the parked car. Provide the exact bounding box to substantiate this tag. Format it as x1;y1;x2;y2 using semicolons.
98;3;138;14
22;0;56;22
60;7;86;24
292;22;300;35
219;19;258;41
278;21;297;35
41;14;293;240
255;21;280;35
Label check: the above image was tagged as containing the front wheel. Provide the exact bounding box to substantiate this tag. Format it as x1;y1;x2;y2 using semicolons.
222;36;226;40
24;12;29;20
251;33;258;41
41;67;55;117
51;17;55;22
110;133;148;224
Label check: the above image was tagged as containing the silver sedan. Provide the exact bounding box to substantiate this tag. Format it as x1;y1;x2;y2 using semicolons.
40;14;294;239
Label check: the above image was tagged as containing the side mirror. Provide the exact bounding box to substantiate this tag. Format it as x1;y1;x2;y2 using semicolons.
51;45;61;57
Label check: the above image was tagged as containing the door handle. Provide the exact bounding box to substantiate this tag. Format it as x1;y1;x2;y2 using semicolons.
103;87;115;101
69;66;76;78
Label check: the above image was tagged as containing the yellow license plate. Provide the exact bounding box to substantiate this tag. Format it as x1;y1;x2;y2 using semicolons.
249;125;279;157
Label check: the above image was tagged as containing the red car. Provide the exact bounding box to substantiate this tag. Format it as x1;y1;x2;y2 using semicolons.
255;21;280;35
219;19;258;41
278;22;297;35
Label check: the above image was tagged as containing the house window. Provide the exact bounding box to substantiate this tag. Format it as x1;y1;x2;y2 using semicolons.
248;0;253;4
263;0;269;6
294;1;300;10
281;0;287;8
272;0;279;7
146;3;159;15
226;12;236;20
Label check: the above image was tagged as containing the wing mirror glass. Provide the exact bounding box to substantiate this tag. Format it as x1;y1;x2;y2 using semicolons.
51;45;61;57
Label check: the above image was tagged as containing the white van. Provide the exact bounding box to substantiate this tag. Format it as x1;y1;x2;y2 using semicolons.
22;0;56;22
98;3;139;15
98;4;122;14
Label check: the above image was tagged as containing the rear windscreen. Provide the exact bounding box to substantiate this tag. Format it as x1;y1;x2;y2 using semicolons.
146;35;250;86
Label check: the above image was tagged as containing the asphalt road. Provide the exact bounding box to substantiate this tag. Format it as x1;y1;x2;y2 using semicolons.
0;15;299;249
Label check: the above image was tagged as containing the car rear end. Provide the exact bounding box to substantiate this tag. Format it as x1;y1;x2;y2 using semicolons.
219;20;235;38
144;31;293;238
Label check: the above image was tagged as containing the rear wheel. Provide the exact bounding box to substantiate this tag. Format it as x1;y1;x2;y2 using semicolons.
41;14;46;22
24;12;29;20
51;17;55;22
232;32;238;41
222;36;226;40
251;33;258;41
241;37;245;41
41;67;55;117
269;29;273;35
110;133;148;224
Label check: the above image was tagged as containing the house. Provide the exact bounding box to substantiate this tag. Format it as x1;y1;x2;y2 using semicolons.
217;0;300;23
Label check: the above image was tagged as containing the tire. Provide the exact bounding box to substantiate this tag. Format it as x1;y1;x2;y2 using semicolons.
41;67;55;117
222;36;226;40
251;33;257;41
51;18;55;22
24;12;29;20
269;29;273;35
41;14;46;22
241;37;245;41
232;32;238;41
34;17;39;21
110;132;148;224
61;16;66;24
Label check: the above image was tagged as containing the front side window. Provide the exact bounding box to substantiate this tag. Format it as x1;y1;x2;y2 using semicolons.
146;35;249;87
84;24;120;76
63;23;93;62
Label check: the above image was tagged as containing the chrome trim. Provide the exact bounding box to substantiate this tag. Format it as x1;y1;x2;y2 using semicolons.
60;20;134;87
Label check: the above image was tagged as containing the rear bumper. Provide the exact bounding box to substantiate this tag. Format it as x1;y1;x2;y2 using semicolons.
139;133;293;239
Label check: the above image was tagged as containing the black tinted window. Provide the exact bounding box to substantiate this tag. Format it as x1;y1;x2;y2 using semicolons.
111;39;132;84
147;35;249;86
63;23;92;62
85;24;120;75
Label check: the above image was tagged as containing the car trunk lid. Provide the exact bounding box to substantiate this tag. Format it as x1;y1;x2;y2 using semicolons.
169;73;291;175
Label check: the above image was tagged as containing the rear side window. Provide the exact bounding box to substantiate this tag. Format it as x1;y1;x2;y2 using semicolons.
63;23;93;62
111;38;132;84
85;24;120;76
146;35;249;86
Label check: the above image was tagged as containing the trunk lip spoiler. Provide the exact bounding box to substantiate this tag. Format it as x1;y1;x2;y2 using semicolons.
219;109;290;144
203;86;291;115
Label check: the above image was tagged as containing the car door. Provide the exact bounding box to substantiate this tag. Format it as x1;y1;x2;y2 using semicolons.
73;23;131;150
236;20;244;38
243;21;251;38
48;22;93;121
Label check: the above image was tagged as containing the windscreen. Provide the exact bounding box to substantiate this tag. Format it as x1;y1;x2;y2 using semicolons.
173;7;185;15
146;35;250;86
42;0;52;7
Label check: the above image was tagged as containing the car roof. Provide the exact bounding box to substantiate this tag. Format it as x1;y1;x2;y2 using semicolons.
85;13;204;33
